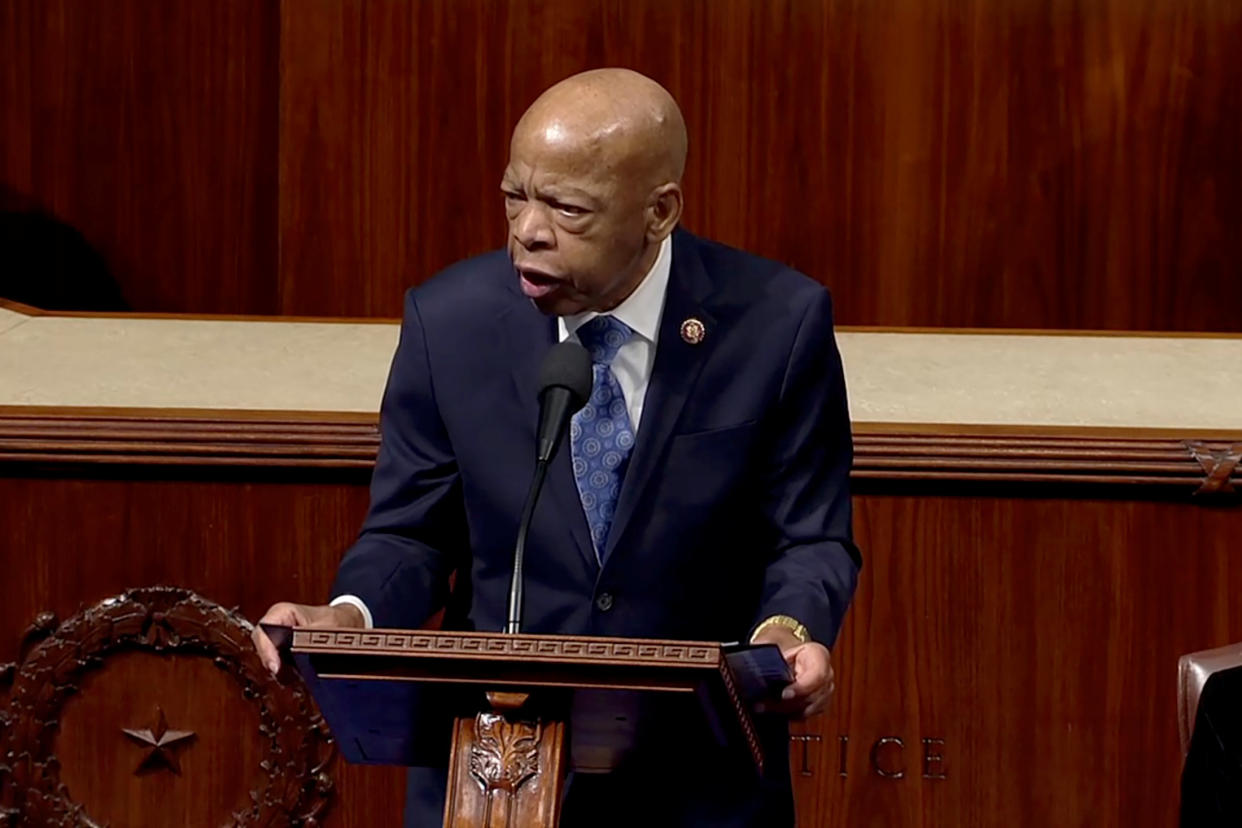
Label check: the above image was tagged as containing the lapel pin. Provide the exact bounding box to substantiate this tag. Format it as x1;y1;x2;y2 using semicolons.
680;318;706;345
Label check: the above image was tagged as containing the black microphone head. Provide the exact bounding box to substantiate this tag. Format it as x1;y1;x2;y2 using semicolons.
538;341;593;411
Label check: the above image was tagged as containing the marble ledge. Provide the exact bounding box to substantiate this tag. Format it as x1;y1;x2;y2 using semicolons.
0;309;1239;433
0;306;32;338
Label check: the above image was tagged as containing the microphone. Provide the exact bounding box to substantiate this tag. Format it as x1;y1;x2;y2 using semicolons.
506;341;593;634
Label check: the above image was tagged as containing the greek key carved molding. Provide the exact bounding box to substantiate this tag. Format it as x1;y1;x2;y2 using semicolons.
298;628;718;665
296;627;765;774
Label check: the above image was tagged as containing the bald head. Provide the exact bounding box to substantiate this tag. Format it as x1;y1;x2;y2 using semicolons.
501;69;688;317
513;68;688;187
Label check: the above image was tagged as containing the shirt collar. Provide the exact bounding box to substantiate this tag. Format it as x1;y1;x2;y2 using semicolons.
558;233;673;345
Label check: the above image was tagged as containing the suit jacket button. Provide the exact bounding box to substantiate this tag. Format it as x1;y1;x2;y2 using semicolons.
595;592;614;612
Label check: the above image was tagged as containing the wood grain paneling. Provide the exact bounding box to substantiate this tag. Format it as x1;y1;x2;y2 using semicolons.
4;0;1240;328
0;0;279;313
0;472;404;827
55;652;264;827
2;462;1240;825
275;0;1242;330
797;493;1242;827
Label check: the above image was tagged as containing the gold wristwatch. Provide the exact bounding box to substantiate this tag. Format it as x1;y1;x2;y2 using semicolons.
750;614;810;644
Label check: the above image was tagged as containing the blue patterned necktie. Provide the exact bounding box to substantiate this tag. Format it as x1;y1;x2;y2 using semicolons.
570;315;636;561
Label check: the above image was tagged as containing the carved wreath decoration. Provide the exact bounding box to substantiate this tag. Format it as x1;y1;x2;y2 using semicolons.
0;587;334;826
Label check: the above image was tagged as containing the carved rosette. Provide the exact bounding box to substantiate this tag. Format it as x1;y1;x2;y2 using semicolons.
0;587;334;826
468;713;542;795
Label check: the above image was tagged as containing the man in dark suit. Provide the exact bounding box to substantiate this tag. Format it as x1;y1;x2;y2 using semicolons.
255;68;859;826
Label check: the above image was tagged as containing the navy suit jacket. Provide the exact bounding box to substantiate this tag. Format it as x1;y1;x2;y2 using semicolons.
330;229;860;825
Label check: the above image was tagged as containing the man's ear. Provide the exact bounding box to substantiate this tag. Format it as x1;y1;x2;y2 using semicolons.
646;182;684;242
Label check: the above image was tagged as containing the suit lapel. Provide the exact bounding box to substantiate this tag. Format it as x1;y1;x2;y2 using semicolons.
603;232;716;564
498;298;599;577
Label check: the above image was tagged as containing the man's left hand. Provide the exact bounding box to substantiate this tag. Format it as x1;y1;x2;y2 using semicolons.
752;628;835;719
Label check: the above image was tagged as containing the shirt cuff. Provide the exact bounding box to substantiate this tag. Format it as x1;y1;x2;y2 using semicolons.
329;594;374;629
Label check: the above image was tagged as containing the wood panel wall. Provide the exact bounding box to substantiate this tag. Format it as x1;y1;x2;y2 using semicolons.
3;0;1242;329
0;470;408;826
2;463;1239;826
0;0;279;313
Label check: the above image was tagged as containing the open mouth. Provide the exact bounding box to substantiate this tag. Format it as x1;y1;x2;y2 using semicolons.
516;267;563;299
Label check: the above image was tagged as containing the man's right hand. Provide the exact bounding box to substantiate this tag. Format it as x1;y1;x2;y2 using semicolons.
252;602;365;675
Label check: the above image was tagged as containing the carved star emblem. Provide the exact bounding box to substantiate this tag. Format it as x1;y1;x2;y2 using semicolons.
122;707;196;775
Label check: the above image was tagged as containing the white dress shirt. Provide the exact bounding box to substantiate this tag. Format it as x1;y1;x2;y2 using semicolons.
557;233;672;432
331;234;674;629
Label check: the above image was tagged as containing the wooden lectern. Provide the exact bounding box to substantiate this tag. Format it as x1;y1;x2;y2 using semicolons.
289;627;764;828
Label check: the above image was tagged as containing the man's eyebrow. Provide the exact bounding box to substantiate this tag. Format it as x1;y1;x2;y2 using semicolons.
539;185;598;204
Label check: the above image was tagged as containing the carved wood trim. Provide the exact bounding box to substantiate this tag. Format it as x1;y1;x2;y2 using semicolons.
294;628;718;666
851;433;1242;492
1185;441;1242;495
294;628;765;774
715;655;764;773
0;587;334;826
0;409;1239;495
0;411;378;468
469;713;543;795
448;707;565;828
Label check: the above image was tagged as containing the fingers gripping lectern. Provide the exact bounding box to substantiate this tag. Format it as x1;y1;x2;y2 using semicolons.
286;628;766;827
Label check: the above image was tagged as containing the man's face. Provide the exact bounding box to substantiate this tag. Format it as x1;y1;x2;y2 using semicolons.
501;125;652;316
